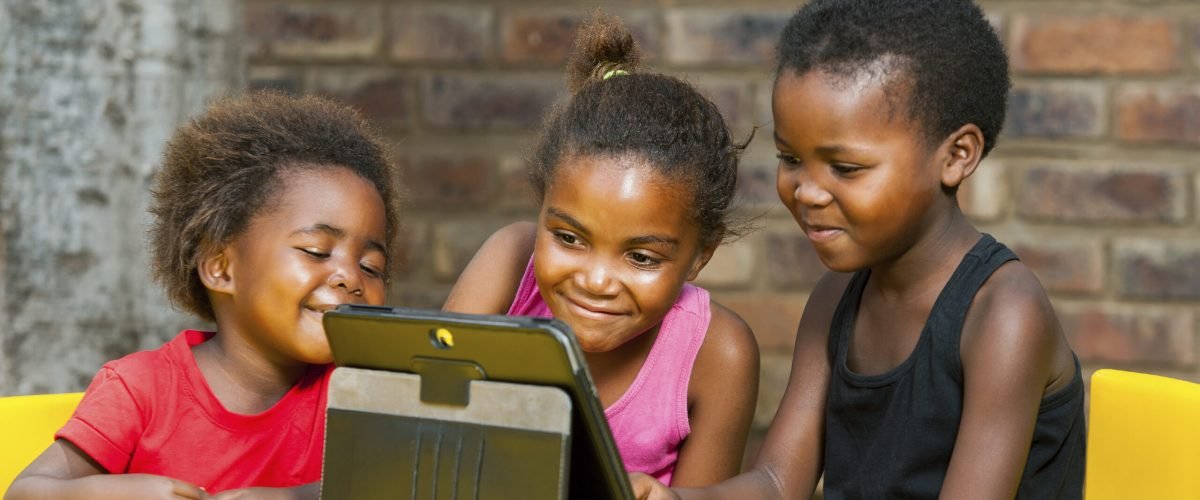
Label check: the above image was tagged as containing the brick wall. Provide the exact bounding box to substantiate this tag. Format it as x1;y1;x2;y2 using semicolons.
243;0;1200;453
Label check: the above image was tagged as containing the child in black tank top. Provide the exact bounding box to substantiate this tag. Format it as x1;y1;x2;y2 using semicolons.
631;1;1085;498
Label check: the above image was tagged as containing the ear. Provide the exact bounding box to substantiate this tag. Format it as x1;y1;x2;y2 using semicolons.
939;124;984;189
196;245;236;296
686;240;720;282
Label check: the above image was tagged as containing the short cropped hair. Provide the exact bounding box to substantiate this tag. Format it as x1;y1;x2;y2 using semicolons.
777;0;1010;156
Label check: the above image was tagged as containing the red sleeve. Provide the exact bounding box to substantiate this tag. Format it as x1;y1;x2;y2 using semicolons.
55;365;146;473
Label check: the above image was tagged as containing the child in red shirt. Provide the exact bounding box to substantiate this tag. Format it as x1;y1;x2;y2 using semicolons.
6;91;402;499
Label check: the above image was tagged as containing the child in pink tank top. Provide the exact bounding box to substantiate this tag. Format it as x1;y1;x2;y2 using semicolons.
444;12;760;488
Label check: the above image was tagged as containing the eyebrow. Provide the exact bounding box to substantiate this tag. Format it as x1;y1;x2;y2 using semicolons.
546;208;589;235
546;208;679;249
296;224;387;255
628;235;679;249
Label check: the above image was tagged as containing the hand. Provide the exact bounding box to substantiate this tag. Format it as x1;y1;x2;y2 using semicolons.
79;473;210;499
630;472;680;500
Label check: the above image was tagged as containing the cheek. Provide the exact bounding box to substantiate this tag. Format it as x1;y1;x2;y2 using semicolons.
776;168;796;203
533;242;577;283
364;281;387;305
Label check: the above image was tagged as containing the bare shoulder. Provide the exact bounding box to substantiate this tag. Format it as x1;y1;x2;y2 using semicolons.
797;271;855;342
441;221;537;314
485;221;538;257
964;260;1061;348
697;300;759;374
961;259;1073;390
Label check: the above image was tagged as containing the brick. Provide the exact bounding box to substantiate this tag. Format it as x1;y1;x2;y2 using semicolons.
1058;302;1195;368
1114;239;1200;300
1114;85;1200;145
753;351;795;430
431;219;509;282
694;78;752;130
403;154;496;208
1015;165;1188;224
1004;82;1105;138
1008;238;1104;294
1010;14;1181;75
390;219;427;280
244;4;383;60
765;231;827;290
959;158;1009;222
735;159;779;209
308;69;412;124
664;9;791;66
1193;21;1200;68
497;155;539;211
422;73;562;130
387;284;451;311
694;236;757;289
389;5;491;63
712;292;807;352
754;79;774;129
501;10;659;64
246;66;303;94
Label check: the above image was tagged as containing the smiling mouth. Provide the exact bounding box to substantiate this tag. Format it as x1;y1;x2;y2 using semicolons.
304;304;337;315
563;297;623;320
803;224;843;243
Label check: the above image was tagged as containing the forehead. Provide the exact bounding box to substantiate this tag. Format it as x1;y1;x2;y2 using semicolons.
772;67;923;148
254;166;385;233
545;156;699;238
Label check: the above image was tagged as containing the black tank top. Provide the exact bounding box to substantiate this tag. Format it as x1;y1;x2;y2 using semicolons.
823;234;1085;499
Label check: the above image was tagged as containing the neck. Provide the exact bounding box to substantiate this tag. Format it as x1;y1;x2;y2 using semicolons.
866;205;980;300
194;319;309;414
582;325;659;384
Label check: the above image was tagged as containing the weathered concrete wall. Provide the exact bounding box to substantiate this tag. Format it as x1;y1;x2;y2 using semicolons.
0;0;242;395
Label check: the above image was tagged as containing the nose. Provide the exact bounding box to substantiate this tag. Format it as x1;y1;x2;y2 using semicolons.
574;258;619;297
779;166;833;208
328;257;365;298
796;178;833;207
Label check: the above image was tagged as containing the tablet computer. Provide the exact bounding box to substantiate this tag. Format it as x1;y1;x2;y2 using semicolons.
321;304;634;500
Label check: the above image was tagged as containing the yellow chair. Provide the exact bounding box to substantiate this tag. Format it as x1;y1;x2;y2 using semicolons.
0;392;84;497
1085;369;1200;499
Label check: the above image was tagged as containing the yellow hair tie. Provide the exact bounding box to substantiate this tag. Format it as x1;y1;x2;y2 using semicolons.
603;69;630;80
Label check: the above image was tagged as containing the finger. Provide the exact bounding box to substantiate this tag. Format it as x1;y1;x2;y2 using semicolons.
171;480;208;499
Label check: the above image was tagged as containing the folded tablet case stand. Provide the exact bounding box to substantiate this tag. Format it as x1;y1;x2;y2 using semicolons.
321;364;573;500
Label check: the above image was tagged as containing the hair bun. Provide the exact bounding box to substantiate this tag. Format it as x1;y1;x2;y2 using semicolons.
566;11;643;93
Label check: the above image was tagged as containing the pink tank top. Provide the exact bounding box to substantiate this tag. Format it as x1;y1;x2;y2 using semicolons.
506;257;710;485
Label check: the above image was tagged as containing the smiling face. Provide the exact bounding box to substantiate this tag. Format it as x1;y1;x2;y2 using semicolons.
534;155;713;353
772;68;952;273
212;166;388;365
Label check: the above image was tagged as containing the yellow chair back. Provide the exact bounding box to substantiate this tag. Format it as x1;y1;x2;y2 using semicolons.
1085;369;1200;499
0;392;84;497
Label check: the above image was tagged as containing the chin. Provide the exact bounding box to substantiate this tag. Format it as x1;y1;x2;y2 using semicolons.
816;253;865;274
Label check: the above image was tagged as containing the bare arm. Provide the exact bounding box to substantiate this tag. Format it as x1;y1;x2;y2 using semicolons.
939;263;1066;499
442;221;537;314
211;482;319;500
635;272;851;500
669;302;759;487
5;440;208;500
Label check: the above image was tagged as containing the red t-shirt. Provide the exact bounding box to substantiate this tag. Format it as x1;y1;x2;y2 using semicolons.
56;330;331;493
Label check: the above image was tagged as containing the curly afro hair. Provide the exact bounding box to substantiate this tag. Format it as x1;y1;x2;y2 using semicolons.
776;0;1010;156
529;11;751;247
148;90;401;321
